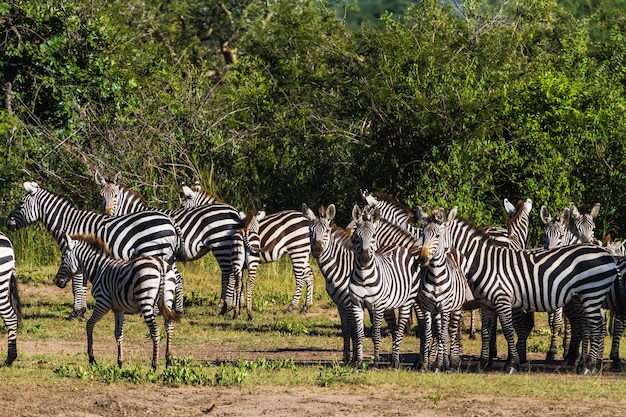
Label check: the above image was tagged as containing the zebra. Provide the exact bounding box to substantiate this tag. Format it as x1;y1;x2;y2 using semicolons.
349;204;422;368
302;203;422;364
105;178;315;317
0;232;21;366
6;181;183;319
416;207;467;372
230;208;266;320
441;215;618;374
604;234;625;256
55;233;180;369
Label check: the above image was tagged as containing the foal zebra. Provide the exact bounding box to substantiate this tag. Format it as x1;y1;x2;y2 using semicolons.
417;207;467;372
443;216;618;374
349;205;422;368
55;234;180;369
6;182;183;319
0;232;21;365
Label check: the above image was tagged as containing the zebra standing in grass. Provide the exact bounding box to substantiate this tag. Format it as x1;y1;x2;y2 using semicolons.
442;215;618;374
97;176;315;317
302;203;423;364
349;204;422;368
416;207;467;372
6;182;183;319
230;209;265;320
0;232;21;366
55;234;180;369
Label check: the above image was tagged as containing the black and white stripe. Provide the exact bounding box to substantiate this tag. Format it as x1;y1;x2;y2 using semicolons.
444;216;618;374
360;189;421;240
6;182;183;318
55;234;180;369
349;204;422;368
0;232;21;366
416;208;467;372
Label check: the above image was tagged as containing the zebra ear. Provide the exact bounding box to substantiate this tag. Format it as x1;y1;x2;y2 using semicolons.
568;202;580;219
361;189;377;206
503;198;516;216
24;181;40;194
539;206;552;224
182;185;194;198
524;199;533;213
352;205;362;222
326;204;336;221
446;206;458;223
371;205;381;222
257;206;267;221
114;172;122;185
95;170;106;186
238;211;247;221
64;233;76;251
590;203;601;218
415;206;429;224
302;203;315;220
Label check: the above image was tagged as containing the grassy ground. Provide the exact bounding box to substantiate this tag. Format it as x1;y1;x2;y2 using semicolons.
2;253;626;401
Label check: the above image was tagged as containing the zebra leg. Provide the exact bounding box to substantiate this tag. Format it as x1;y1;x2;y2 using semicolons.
142;312;161;370
0;306;18;366
371;309;384;367
563;302;582;367
86;306;108;366
609;313;624;372
512;310;534;366
468;309;477;340
479;308;497;371
546;309;563;361
495;304;520;374
350;303;365;369
296;259;315;314
581;309;606;375
245;264;257;321
218;258;235;315
415;306;432;371
390;305;412;368
448;310;463;371
489;318;498;359
433;312;448;373
172;264;184;315
337;305;352;363
67;273;87;321
114;311;126;369
164;320;174;368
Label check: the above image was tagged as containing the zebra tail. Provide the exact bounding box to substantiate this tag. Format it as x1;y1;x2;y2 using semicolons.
158;271;181;323
10;272;23;327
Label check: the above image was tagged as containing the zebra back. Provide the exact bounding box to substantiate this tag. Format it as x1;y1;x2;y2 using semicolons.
360;189;421;239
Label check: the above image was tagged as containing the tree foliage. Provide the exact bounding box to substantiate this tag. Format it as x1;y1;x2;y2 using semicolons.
3;0;626;247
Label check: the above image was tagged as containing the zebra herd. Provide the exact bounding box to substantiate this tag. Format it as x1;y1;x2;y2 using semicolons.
0;174;625;376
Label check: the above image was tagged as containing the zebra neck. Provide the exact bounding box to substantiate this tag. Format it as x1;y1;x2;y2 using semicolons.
38;194;104;242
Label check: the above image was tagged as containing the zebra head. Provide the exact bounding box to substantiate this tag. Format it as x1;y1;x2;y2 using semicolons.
181;182;219;209
55;233;80;289
6;182;44;231
96;171;122;216
567;202;600;244
540;205;568;249
351;204;381;263
302;203;335;258
418;207;457;266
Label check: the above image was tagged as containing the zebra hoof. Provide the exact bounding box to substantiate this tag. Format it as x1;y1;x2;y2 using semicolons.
66;308;86;321
610;361;624;372
545;352;557;362
577;366;591;375
505;366;518;374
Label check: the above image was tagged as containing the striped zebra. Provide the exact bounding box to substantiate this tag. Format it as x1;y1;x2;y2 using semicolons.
416;207;467;372
140;179;314;316
349;204;422;368
604;235;625;256
55;234;180;369
0;232;21;365
6;181;184;319
442;215;618;374
230;209;265;320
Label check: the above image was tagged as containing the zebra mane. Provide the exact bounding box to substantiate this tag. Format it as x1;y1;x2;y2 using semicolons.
370;192;414;222
69;233;113;257
119;184;148;206
244;210;258;227
508;200;526;225
190;183;225;204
